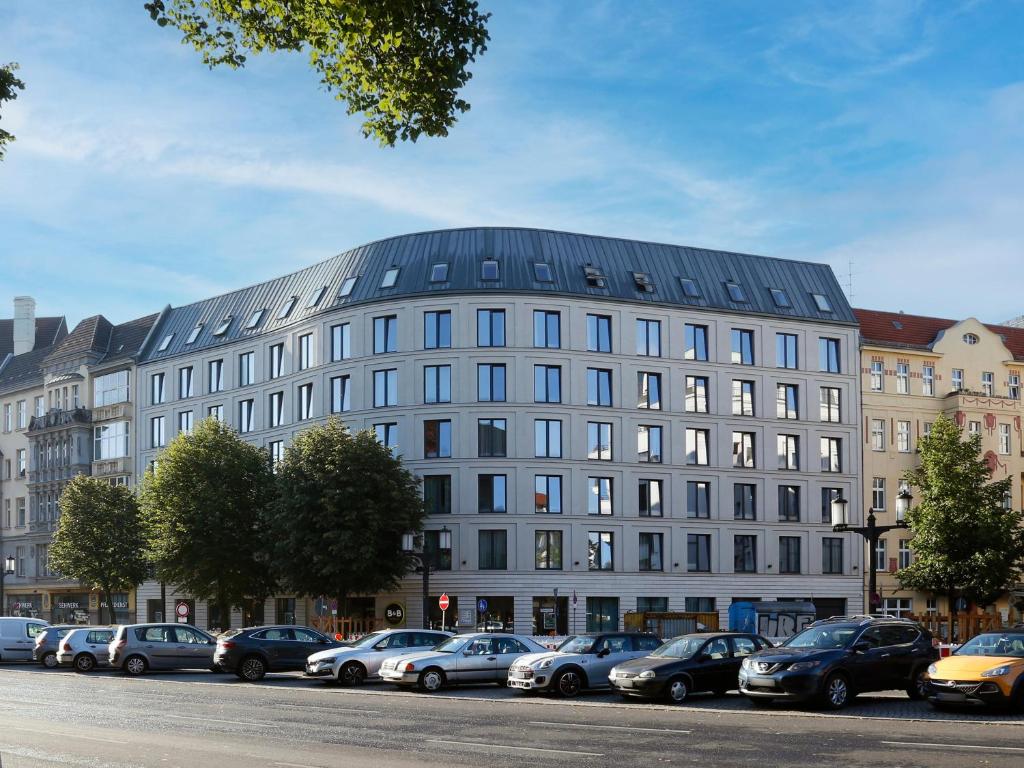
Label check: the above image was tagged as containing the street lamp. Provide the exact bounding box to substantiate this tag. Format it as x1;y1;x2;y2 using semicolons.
402;526;452;630
1;553;15;618
832;492;910;613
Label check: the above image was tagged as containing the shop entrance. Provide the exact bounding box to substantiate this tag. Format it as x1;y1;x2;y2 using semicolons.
474;596;514;632
532;595;568;636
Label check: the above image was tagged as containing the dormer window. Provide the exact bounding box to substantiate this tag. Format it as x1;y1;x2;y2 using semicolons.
212;316;233;336
584;265;607;288
769;288;791;308
185;324;203;344
811;293;833;312
725;281;747;302
679;277;701;298
533;262;553;282
277;296;297;320
891;320;903;330
245;309;265;329
481;259;499;281
156;333;174;352
430;263;449;283
338;276;357;297
306;286;328;309
381;267;400;288
632;272;654;293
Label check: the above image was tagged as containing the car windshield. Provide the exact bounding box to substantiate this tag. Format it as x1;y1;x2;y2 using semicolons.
350;631;387;648
785;626;857;650
650;636;706;659
434;636;472;653
955;633;1024;658
557;636;597;654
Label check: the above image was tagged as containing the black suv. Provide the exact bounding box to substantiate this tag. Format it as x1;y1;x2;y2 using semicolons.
214;625;342;681
738;616;938;709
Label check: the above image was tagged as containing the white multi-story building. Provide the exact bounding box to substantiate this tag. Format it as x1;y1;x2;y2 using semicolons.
134;228;864;633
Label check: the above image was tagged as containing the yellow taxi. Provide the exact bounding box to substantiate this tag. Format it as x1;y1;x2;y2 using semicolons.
925;629;1024;710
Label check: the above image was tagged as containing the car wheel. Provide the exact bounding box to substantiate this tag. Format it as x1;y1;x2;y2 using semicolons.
124;655;147;676
906;667;928;700
1013;686;1024;713
74;654;96;673
239;655;267;682
821;673;851;710
41;652;58;669
553;669;583;698
339;661;367;687
418;668;446;692
666;677;689;704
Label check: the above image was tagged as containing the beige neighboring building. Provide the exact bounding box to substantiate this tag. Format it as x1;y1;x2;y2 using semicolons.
856;308;1024;623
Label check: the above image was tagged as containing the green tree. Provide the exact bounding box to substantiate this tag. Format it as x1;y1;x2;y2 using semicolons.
145;0;490;145
49;476;149;625
897;415;1024;609
269;419;424;612
0;62;26;160
140;418;276;629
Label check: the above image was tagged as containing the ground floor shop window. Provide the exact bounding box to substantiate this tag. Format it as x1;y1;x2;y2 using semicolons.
99;592;131;624
6;594;42;617
276;597;296;624
475;595;514;632
242;598;265;627
685;597;715;613
586;597;619;632
51;593;90;624
636;597;668;613
533;595;568;635
881;598;912;618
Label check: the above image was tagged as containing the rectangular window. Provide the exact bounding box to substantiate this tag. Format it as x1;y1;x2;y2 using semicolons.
819;338;841;373
969;420;981;437
151;416;166;448
178;366;193;398
151;373;166;405
208;404;224;422
380;268;399;288
533;310;561;348
587;531;614;570
588;477;613;516
776;333;798;369
297;333;313;370
429;262;449;282
897;420;911;453
373;369;398;407
535;531;563;570
477;309;506;347
779;537;801;574
732;380;755;416
480;259;499;281
478;418;507;458
534;365;561;403
535;475;562;514
424;311;451;350
732;431;755;468
93;370;131;407
687;534;711;572
208;360;224;393
478;475;507;514
239;352;255;387
636;319;661;356
587;314;612;352
476;363;505;402
374;423;398;454
478;530;507;570
177;411;193;436
587;368;613;406
686;428;710;465
425;365;453;404
922;364;935;396
896;362;910;394
777;434;799;470
639;532;664;572
820;437;842;472
898;539;912;569
821;487;841;524
423;475;451;515
775;383;798;420
1009;372;1021;400
734;484;756;520
15;400;25;429
981;371;995;396
685;375;709;413
535;419;562;458
267;438;282;467
685;324;709;361
638;479;663;517
952;368;964;391
638;425;662;463
424;420;452;459
822;538;843;574
298;382;313;420
687;481;710;519
999;423;1011;455
269;343;284;379
94;421;130;459
34;395;43;417
587;422;612;460
731;329;754;365
331;323;351;361
734;535;757;572
374;316;398;354
820;387;841;423
872;477;886;511
330;375;351;413
586;596;619;632
239;399;254;433
870;360;884;392
871;418;885;451
779;485;800;522
269;391;284;427
875;538;887;572
637;372;661;409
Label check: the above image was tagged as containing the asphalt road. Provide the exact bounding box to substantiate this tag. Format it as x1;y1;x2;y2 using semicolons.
2;665;1023;768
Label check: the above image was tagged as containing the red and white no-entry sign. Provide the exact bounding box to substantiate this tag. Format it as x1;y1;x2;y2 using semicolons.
438;593;450;611
175;602;189;618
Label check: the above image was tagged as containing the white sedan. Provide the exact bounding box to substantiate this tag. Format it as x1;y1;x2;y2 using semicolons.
304;629;452;685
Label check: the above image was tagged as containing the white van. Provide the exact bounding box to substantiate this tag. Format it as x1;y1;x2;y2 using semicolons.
0;617;50;662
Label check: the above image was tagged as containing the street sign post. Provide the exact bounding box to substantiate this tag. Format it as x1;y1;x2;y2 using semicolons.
175;601;189;624
477;598;488;613
439;593;449;632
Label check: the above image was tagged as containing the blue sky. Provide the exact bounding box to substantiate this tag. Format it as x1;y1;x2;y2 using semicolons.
1;1;1022;326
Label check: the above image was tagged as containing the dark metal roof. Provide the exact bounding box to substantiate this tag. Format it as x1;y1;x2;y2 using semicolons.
0;346;53;395
0;316;67;356
140;227;855;362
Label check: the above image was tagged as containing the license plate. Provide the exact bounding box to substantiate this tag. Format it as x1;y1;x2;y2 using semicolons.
748;676;778;688
616;679;633;688
509;680;529;688
935;692;967;702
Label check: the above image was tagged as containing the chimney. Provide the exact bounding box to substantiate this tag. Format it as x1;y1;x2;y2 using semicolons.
13;296;36;355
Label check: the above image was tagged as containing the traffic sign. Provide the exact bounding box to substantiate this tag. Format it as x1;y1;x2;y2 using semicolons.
438;593;450;611
175;602;189;618
477;598;488;613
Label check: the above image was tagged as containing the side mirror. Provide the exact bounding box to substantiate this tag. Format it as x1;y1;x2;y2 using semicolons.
596;648;610;658
851;640;871;653
463;650;473;657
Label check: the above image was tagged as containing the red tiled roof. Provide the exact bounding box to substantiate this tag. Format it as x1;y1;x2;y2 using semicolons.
854;308;1024;361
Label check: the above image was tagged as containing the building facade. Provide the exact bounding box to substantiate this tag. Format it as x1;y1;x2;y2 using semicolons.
856;309;1024;622
135;228;864;633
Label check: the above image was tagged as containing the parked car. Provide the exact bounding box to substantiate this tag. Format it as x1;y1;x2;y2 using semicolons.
33;625;89;668
508;632;662;697
109;623;219;675
305;628;452;685
214;625;343;681
738;615;937;709
609;632;772;703
56;627;116;672
925;628;1024;710
380;632;546;692
0;617;50;662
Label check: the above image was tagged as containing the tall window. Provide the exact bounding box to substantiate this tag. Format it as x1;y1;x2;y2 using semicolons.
587;368;612;406
731;329;754;365
588;531;614;570
779;537;801;574
298;333;312;370
478;418;507;458
776;333;798;369
734;484;756;520
732;432;755;468
952;368;964;391
776;384;798;420
208;359;224;393
373;369;398;407
374;422;398;453
638;425;662;463
687;481;710;519
151;373;166;405
177;411;193;436
870;360;884;391
870;477;889;512
208;404;224;422
478;530;507;570
534;365;561;403
686;428;710;465
178;366;193;398
588;477;613;515
476;363;505;402
477;309;506;347
922;364;935;396
999;423;1011;455
374;316;398;354
239;351;255;387
425;365;453;404
820;387;841;423
269;343;284;379
478;475;507;514
586;314;612;352
423;475;451;515
734;535;757;572
269;391;284;427
897;420;911;452
896;362;910;394
239;399;255;433
688;534;711;572
637;372;661;409
685;324;708;361
330;375;351;413
587;422;612;460
1009;372;1020;400
819;338;841;373
822;538;843;574
871;418;885;451
331;323;351;361
535;419;562;458
898;539;912;569
533;310;560;348
424;311;451;350
636;319;661;356
820;437;842;472
778;485;800;521
94;421;130;458
875;538;887;571
535;475;562;514
298;382;313;420
982;371;995;396
93;370;130;406
639;532;664;571
732;380;755;416
268;441;284;469
685;376;709;413
424;420;452;458
777;434;799;470
638;479;663;517
535;531;563;569
821;487;841;524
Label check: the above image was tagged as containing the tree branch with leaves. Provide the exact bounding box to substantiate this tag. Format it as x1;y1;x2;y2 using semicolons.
0;62;26;160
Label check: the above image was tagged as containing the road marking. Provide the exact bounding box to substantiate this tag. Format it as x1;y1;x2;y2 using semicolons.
274;702;382;715
530;720;692;734
167;713;275;727
6;725;128;745
882;741;1024;753
427;739;603;757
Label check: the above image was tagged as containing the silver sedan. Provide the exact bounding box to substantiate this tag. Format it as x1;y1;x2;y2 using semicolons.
379;633;547;692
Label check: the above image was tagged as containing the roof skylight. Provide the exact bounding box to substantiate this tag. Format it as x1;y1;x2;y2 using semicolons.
430;263;449;283
725;281;748;303
632;272;654;293
678;277;701;298
212;316;233;336
306;286;328;309
185;324;203;344
156;333;174;352
338;276;357;297
770;288;791;308
277;296;297;320
481;260;499;281
381;267;400;288
245;309;265;329
811;293;833;312
584;265;607;288
533;262;553;282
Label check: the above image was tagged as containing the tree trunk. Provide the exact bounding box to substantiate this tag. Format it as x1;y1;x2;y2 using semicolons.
102;586;116;626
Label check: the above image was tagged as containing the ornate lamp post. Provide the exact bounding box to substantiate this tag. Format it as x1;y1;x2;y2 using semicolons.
402;527;452;630
832;490;911;613
1;554;15;617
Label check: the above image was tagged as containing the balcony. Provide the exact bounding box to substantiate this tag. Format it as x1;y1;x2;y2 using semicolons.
92;402;131;423
942;390;1022;416
28;407;92;434
92;457;132;477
